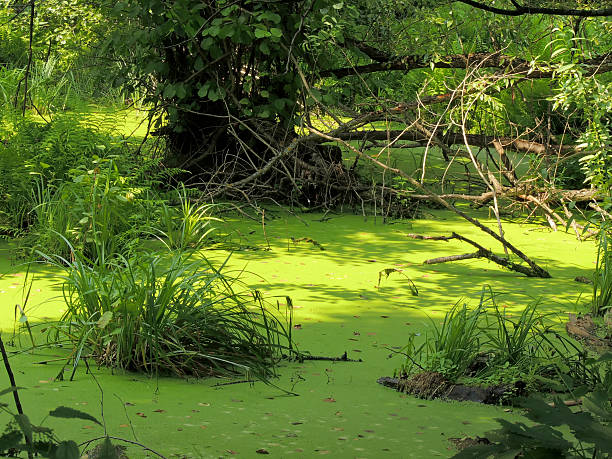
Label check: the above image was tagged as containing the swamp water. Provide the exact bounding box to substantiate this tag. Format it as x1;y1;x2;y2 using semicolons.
0;210;595;458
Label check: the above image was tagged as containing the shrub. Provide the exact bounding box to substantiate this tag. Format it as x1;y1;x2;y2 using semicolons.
395;289;594;391
40;247;295;380
453;353;612;458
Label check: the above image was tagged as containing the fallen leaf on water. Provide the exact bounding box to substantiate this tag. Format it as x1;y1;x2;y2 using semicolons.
226;450;237;455
200;425;207;429
153;409;165;413
323;397;336;403
352;349;362;352
348;338;358;341
82;425;94;429
291;421;303;425
332;427;344;431
353;315;360;318
353;331;360;335
198;402;210;407
119;424;129;428
367;332;376;336
293;324;302;329
256;448;270;454
125;402;135;406
364;429;375;433
380;315;389;318
136;412;147;418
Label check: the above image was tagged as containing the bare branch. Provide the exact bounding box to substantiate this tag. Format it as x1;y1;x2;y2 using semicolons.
457;0;612;17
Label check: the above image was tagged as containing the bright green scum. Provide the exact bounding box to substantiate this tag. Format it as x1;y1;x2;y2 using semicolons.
0;209;596;458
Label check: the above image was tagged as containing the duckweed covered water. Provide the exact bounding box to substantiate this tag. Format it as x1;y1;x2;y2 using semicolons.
0;209;595;458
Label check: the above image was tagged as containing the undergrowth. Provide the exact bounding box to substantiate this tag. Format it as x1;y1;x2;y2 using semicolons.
395;287;601;394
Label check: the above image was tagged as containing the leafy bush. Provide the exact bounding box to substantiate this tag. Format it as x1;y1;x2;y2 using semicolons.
40;247;295;380
0;110;131;233
453;354;612;458
20;158;150;262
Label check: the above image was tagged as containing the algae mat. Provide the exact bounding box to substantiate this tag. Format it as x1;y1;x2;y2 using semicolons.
0;210;596;458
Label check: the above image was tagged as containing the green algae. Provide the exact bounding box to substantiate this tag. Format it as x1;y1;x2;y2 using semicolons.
0;210;596;457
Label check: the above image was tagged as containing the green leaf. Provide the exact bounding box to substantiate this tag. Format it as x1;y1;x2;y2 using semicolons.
259;41;270;55
269;28;282;38
97;311;113;329
197;85;209;98
163;84;176;99
583;390;612;421
49;406;102;426
96;437;120;459
0;429;21;451
254;28;270;39
54;441;80;459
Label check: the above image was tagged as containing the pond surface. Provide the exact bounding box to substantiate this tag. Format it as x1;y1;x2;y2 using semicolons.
0;209;595;457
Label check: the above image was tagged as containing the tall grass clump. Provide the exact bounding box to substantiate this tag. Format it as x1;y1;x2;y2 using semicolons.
41;247;294;380
592;227;612;316
397;301;484;381
395;288;593;392
155;184;219;251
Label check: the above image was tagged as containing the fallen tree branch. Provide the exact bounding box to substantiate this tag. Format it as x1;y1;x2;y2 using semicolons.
320;51;612;79
309;125;551;277
457;0;612;18
419;232;547;277
330;129;577;156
